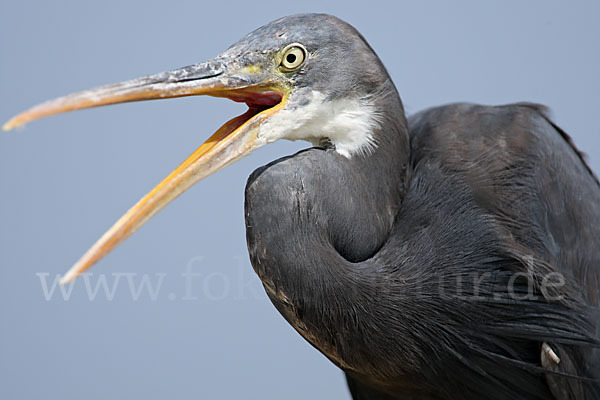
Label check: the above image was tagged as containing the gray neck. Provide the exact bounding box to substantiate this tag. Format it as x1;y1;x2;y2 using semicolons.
244;86;411;376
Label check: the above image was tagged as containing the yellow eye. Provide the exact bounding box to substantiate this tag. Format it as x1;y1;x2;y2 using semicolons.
280;44;306;71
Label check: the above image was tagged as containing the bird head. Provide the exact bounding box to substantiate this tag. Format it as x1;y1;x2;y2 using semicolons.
3;14;395;283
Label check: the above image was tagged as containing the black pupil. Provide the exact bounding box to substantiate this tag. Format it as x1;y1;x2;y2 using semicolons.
286;53;297;64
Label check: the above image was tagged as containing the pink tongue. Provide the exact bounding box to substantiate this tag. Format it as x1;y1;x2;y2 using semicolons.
226;90;283;106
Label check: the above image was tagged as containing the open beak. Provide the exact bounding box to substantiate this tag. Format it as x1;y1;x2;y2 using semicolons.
3;60;288;284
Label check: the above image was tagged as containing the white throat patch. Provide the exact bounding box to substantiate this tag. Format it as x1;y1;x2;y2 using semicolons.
257;90;382;158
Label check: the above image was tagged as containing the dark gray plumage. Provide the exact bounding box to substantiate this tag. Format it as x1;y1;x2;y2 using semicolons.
243;15;600;400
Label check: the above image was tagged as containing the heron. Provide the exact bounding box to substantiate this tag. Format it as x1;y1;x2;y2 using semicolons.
4;13;599;400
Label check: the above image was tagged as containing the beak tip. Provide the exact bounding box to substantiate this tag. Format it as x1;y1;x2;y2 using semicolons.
3;116;21;132
2;121;14;132
59;268;79;285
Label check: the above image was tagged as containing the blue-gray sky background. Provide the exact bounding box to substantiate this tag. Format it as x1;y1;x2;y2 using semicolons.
1;1;598;399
